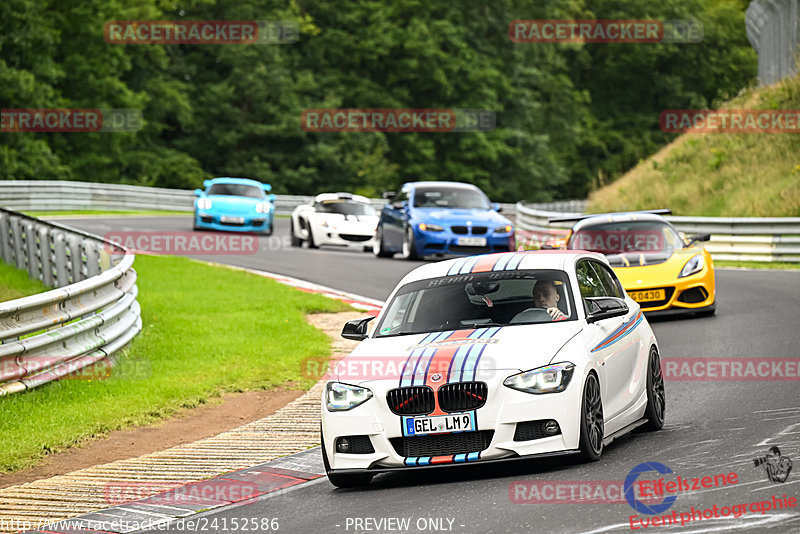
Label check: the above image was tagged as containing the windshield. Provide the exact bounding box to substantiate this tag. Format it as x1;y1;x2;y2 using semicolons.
412;187;490;209
374;269;576;337
207;183;264;199
568;221;684;254
315;199;376;216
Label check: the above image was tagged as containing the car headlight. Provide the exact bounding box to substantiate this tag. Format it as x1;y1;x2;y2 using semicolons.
418;223;444;232
495;225;513;233
255;202;271;214
503;362;575;394
679;254;704;278
325;382;373;411
197;198;212;210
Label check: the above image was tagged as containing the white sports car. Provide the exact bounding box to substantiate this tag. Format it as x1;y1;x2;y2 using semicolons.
290;193;379;250
321;250;665;487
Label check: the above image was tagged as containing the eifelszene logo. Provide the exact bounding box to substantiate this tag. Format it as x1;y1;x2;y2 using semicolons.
754;446;793;483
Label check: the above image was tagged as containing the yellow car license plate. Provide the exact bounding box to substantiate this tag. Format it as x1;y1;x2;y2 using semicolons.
630;289;665;302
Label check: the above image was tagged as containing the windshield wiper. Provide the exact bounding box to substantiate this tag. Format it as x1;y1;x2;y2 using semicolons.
459;320;504;328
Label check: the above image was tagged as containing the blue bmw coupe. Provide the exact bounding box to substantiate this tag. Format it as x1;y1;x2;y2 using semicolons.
193;177;275;234
373;181;515;259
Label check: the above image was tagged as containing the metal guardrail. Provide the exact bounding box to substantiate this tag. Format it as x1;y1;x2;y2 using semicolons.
746;0;799;86
0;180;518;218
515;202;800;262
0;208;141;396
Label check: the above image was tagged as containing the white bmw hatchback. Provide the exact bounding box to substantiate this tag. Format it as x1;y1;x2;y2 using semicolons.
321;250;665;487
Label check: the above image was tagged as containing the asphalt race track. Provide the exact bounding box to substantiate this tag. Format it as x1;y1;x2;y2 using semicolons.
61;216;800;533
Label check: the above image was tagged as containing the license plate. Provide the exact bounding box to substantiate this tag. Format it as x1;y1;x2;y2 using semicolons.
404;413;474;436
630;289;665;302
457;237;487;247
220;216;245;224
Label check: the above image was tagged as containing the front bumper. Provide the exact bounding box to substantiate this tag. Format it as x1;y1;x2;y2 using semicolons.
625;268;716;314
328;448;580;476
315;231;375;247
320;371;583;472
195;211;272;233
414;228;515;256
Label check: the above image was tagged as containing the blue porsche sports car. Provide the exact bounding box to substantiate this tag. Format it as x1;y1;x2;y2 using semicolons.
373;181;515;259
193;177;275;234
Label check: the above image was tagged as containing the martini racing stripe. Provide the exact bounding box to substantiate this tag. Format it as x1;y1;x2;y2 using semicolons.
504;252;526;270
457;256;481;274
470;253;506;273
403;452;481;466
446;251;534;275
447;257;470;275
449;327;501;383
400;331;446;387
590;310;644;353
423;330;477;415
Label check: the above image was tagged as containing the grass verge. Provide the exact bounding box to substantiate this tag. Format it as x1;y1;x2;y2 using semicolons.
0;261;50;302
588;74;800;216
0;254;351;472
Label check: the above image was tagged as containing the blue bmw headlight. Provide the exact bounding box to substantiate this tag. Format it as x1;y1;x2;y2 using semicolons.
418;223;444;232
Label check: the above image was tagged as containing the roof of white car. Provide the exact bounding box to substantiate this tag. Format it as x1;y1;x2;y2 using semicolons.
313;192;372;203
398;250;607;285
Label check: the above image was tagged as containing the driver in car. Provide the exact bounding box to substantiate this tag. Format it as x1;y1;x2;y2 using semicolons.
532;280;566;320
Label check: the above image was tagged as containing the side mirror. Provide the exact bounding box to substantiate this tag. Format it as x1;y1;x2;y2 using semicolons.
382;191;397;200
391;200;407;210
585;297;629;324
688;232;711;244
203;180;212;188
492;202;502;212
194;189;203;197
262;183;272;192
342;317;375;341
268;193;276;202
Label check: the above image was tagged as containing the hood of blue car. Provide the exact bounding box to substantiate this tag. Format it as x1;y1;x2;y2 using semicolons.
411;207;511;226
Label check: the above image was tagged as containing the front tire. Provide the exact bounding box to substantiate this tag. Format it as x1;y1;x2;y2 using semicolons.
578;373;604;462
321;430;374;488
290;219;302;247
643;347;666;431
373;226;392;258
401;227;420;260
306;223;319;249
